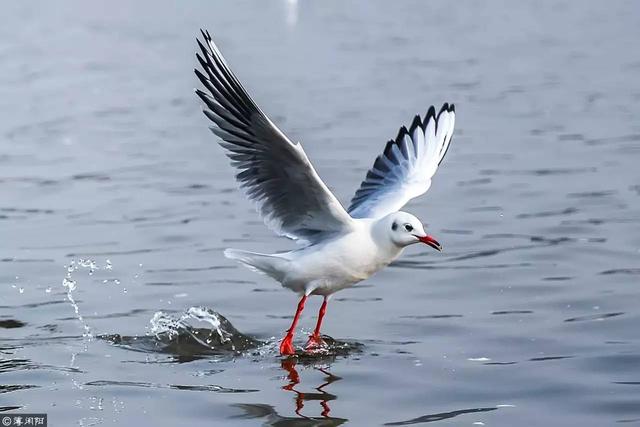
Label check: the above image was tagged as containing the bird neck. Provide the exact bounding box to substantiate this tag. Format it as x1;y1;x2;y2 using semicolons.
369;216;404;254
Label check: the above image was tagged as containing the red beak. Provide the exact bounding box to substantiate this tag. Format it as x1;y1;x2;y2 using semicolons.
417;235;443;251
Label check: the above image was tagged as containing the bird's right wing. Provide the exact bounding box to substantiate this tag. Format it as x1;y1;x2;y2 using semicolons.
348;104;455;219
194;30;353;243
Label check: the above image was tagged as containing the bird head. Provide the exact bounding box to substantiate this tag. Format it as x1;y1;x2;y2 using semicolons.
384;211;442;250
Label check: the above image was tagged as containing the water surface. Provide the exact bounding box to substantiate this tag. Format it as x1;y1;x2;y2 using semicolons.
2;1;640;425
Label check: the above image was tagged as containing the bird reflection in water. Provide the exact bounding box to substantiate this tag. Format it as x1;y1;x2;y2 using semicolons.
280;357;341;419
232;336;362;425
232;356;348;426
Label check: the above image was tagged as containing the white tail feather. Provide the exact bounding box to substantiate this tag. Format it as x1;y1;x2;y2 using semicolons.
224;249;287;281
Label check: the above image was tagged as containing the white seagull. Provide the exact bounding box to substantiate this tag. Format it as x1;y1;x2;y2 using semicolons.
194;30;455;355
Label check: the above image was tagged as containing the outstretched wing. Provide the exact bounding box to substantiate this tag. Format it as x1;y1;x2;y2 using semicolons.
194;30;353;242
348;104;455;219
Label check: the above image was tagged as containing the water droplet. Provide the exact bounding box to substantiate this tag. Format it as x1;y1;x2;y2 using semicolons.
78;258;98;275
63;277;77;291
62;260;92;338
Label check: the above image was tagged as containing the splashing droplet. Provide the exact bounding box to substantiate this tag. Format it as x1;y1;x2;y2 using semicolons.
78;258;98;275
63;277;77;291
62;260;91;338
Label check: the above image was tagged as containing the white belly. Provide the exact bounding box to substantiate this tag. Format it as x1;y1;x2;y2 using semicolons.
280;229;403;296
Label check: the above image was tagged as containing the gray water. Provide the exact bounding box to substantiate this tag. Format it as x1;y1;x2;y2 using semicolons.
2;1;640;425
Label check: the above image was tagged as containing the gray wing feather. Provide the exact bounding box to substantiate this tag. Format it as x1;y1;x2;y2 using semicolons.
348;104;455;219
195;30;352;242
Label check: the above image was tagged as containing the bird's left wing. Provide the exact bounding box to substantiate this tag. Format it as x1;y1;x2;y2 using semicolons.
348;104;455;219
195;30;353;242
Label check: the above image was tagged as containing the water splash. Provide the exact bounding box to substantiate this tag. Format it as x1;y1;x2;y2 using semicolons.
149;306;251;352
100;303;361;362
62;254;363;363
77;258;98;275
63;260;92;338
62;258;120;338
101;307;263;361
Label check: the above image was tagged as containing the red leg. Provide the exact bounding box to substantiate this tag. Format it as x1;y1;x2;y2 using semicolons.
313;298;328;337
279;294;307;355
305;297;328;350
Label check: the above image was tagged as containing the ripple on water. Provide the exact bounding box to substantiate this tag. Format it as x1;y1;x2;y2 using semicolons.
384;407;500;425
0;384;39;394
491;310;534;315
564;312;625;323
399;314;464;319
0;319;26;329
599;269;640;276
85;380;257;393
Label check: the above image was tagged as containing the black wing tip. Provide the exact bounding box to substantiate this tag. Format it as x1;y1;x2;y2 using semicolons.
383;139;395;156
409;114;422;133
194;68;212;88
196;38;210;59
386;102;457;157
394;125;410;145
199;28;212;42
422;106;436;128
438;102;455;114
422;102;456;127
194;59;212;86
196;31;221;65
195;50;211;72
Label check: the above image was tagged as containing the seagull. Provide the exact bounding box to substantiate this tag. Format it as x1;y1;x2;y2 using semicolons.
194;30;455;355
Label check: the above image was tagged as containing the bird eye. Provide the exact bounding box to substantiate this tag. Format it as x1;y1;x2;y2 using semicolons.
404;224;413;232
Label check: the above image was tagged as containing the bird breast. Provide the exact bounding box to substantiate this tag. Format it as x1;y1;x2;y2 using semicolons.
286;226;403;286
